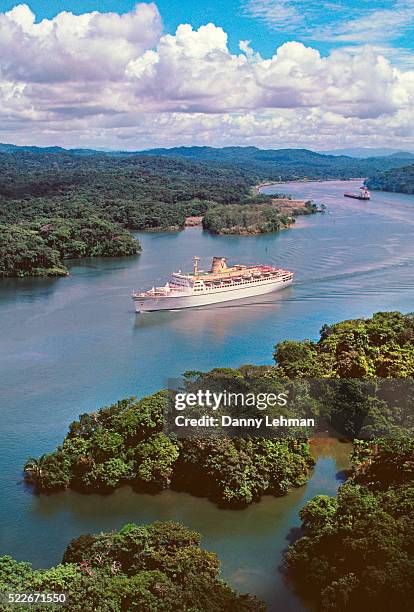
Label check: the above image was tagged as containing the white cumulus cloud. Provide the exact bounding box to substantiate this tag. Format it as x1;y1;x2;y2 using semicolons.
0;3;162;82
0;3;414;150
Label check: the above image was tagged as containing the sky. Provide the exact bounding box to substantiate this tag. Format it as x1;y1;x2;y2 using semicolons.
0;0;413;150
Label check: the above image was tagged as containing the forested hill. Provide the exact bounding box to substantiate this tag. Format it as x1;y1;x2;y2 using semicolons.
1;142;413;179
366;164;414;194
141;146;413;180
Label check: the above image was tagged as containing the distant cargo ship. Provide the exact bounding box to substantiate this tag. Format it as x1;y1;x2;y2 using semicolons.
132;257;294;312
344;186;371;200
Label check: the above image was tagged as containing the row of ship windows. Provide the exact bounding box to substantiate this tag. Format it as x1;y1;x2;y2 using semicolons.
192;276;291;291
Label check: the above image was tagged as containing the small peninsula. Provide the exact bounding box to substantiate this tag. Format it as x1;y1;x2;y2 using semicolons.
23;388;314;507
0;217;140;278
202;197;318;235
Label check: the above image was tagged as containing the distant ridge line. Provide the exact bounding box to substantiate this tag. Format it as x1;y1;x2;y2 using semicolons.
1;142;413;161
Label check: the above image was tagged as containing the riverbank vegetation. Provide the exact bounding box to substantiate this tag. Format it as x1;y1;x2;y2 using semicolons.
274;310;414;379
0;521;263;611
280;310;414;610
366;164;414;194
285;437;414;611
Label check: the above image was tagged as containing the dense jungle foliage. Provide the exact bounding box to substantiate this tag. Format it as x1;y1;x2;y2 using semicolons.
0;217;140;277
0;521;264;611
182;311;414;439
0;151;255;276
1;145;411;276
280;311;414;610
202;204;294;234
202;200;317;234
274;310;414;379
273;310;414;438
285;437;414;611
20;310;414;608
366;163;414;194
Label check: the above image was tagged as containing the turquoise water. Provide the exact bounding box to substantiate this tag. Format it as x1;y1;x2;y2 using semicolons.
1;180;414;607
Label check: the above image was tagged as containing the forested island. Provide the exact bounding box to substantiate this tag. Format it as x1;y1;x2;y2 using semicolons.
0;521;263;611
202;203;293;235
366;164;414;194
1;145;412;277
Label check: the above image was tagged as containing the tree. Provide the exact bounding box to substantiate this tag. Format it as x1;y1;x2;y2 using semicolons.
274;340;322;377
24;453;70;490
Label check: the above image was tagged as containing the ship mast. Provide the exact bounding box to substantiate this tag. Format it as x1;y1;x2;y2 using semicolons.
193;256;200;276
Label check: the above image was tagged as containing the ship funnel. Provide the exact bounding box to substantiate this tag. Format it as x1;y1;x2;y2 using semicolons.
211;257;228;274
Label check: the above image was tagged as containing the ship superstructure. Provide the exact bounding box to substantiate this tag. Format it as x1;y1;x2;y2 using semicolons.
132;257;293;312
344;186;371;200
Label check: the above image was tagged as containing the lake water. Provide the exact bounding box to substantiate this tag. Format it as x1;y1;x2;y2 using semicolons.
1;180;414;608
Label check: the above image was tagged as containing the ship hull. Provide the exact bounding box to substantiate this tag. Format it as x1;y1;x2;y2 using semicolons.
133;277;292;312
344;193;370;200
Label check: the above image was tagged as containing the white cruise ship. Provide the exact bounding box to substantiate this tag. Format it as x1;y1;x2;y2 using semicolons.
132;257;293;312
